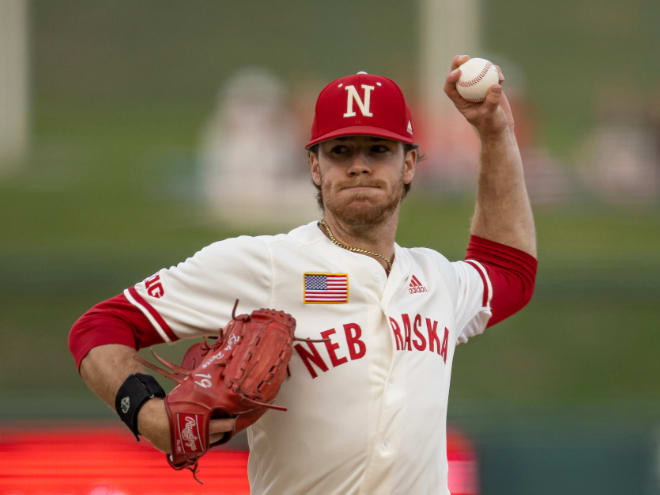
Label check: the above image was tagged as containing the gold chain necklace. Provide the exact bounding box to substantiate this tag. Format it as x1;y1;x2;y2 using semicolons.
319;219;393;273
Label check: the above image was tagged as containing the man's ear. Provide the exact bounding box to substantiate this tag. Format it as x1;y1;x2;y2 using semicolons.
403;148;417;185
309;151;321;186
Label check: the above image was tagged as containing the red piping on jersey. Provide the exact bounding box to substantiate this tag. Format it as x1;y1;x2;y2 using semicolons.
68;292;173;372
465;235;537;328
464;260;490;307
127;286;178;342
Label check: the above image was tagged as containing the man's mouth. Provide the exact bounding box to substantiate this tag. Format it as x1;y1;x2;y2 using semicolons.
342;183;380;191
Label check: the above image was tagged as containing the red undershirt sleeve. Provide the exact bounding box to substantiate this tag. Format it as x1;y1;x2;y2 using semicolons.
68;293;168;372
465;235;538;328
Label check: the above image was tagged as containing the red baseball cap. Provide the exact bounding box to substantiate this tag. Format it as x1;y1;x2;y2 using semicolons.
306;71;415;148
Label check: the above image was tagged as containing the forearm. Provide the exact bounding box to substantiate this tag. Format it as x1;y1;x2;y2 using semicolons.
470;127;537;257
80;344;142;406
442;55;536;257
80;344;171;452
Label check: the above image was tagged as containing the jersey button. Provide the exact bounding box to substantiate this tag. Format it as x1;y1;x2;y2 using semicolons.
380;441;391;456
385;387;403;406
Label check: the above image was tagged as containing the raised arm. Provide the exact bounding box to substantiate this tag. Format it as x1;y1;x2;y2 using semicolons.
444;55;537;258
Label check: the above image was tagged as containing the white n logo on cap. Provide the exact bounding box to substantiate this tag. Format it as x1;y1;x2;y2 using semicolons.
343;84;375;118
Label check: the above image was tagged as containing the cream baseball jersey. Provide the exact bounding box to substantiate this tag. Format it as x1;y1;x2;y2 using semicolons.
126;221;492;494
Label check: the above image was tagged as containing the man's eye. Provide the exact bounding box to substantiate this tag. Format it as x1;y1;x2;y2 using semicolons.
371;145;389;153
331;145;349;154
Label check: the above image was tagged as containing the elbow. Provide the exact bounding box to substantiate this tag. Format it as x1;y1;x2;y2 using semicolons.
487;267;537;328
466;234;538;328
519;269;536;309
68;292;167;373
68;315;92;373
68;310;138;374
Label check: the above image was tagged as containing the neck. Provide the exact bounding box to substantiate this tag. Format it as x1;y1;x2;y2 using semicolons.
320;209;399;272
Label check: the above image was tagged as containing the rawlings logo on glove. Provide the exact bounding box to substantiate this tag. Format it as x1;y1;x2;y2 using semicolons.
179;414;203;452
136;300;302;482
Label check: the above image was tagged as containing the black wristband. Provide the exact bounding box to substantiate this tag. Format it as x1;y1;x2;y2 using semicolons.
115;373;166;441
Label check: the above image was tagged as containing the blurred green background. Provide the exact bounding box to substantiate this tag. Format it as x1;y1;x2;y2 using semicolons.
1;1;659;493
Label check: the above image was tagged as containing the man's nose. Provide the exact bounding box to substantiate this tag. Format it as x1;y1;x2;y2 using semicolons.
347;151;371;175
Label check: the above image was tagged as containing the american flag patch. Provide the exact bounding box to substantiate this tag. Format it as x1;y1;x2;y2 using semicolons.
303;273;349;304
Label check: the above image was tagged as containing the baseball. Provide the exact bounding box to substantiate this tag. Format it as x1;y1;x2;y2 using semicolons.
456;57;500;102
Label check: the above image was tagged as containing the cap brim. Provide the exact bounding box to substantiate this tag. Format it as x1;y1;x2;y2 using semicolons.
305;125;414;148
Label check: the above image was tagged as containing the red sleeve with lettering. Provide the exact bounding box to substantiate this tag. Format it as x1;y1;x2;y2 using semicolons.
465;235;538;328
68;293;168;372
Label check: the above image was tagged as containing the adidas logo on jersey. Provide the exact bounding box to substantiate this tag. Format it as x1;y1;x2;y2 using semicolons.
408;275;428;294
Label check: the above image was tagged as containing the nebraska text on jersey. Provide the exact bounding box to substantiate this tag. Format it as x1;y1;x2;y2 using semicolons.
303;273;349;303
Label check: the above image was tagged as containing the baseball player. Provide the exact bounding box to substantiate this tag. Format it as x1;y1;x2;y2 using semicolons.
69;55;537;494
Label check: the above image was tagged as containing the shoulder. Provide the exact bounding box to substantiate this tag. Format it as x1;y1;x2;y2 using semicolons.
277;221;324;245
259;221;326;254
405;246;450;263
400;245;465;293
403;246;454;275
195;233;271;259
192;222;320;263
199;222;317;254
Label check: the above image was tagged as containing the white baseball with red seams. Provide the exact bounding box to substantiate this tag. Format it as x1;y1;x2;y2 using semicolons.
456;57;500;102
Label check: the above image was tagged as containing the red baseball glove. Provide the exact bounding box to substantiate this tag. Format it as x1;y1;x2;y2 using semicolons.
136;301;296;482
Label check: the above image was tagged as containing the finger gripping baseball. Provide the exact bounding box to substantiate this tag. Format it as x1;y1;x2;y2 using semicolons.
138;303;296;483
